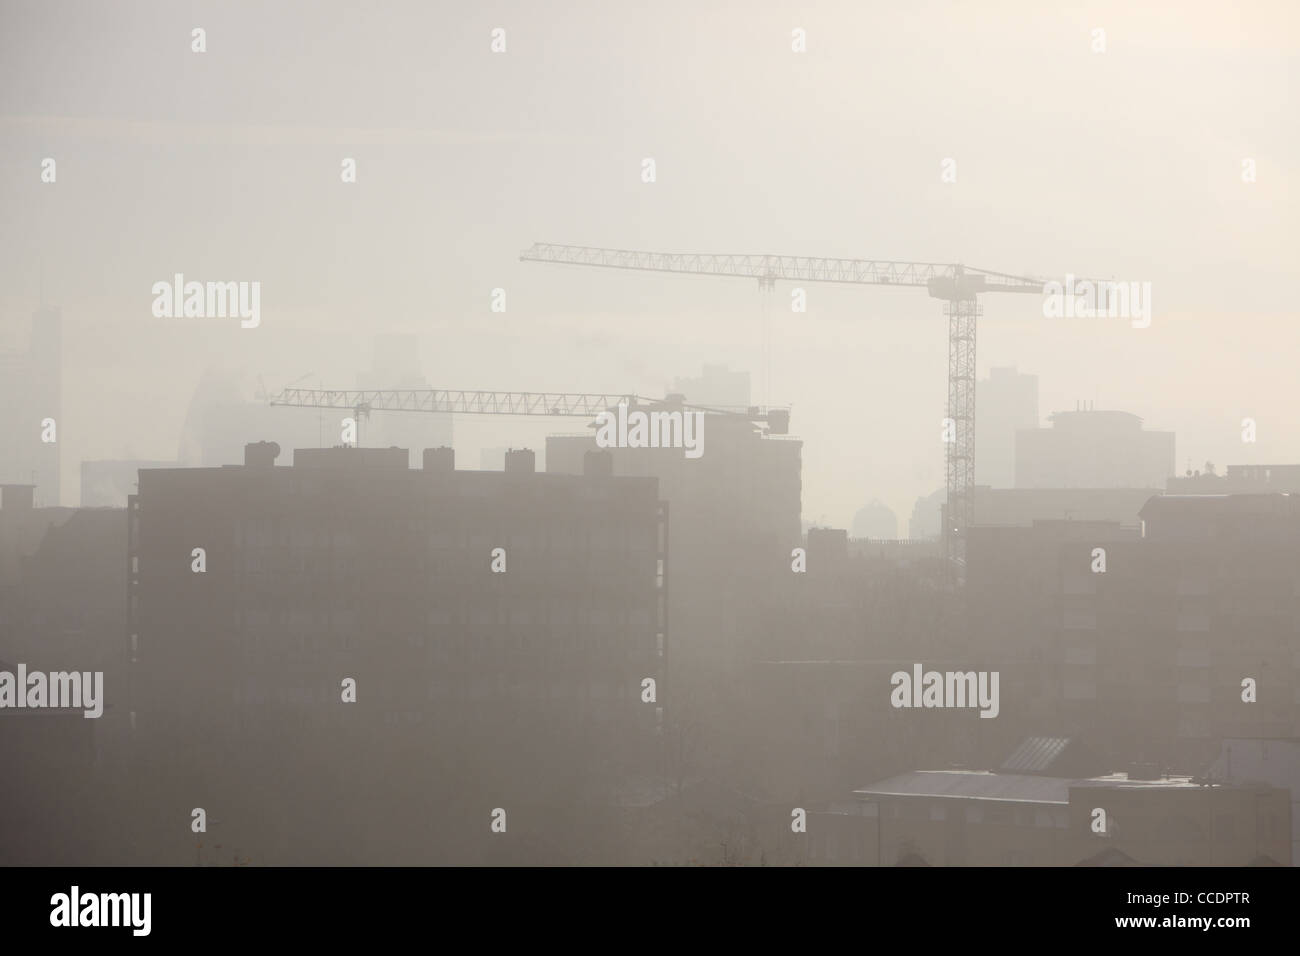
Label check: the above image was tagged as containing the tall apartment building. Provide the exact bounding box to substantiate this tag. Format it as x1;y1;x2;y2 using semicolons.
127;442;665;863
968;493;1300;770
0;483;128;864
976;367;1038;489
967;519;1143;764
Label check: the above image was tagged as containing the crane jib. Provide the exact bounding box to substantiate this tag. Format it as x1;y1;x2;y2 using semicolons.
519;241;1106;588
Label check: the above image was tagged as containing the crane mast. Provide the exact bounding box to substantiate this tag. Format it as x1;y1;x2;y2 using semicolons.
520;241;1065;584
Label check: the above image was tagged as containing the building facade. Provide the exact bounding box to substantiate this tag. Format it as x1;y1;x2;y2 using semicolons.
126;442;666;863
1016;408;1174;490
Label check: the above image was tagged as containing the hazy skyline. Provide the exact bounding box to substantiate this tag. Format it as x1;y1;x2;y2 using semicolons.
1;0;1296;524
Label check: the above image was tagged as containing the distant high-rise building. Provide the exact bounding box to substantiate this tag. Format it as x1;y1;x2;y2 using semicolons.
908;488;945;540
356;334;452;467
851;499;898;539
547;401;801;667
178;368;325;467
362;333;425;388
177;336;453;471
1016;408;1174;490
976;367;1037;489
669;364;750;409
0;307;62;506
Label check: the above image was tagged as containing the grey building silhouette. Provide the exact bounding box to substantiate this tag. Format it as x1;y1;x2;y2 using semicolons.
1016;408;1174;490
977;366;1038;489
126;442;665;864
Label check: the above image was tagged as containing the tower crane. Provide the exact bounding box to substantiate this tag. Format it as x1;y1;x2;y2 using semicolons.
269;386;790;446
519;242;1105;582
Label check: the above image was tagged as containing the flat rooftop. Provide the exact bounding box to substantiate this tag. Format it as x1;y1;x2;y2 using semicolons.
854;769;1205;806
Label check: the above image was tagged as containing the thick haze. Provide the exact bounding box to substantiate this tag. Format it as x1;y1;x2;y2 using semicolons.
1;0;1296;523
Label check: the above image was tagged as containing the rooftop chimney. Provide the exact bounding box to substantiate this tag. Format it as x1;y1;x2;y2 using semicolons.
423;446;455;472
584;448;613;478
244;441;281;468
807;527;850;574
504;448;536;474
0;484;35;511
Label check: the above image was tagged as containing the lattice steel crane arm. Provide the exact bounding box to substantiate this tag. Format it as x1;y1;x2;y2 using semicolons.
520;242;1056;296
269;387;790;430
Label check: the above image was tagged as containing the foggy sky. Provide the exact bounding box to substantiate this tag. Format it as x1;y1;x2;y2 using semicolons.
1;0;1296;524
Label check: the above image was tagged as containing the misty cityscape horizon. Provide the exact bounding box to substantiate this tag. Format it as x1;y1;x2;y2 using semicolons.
2;0;1298;885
